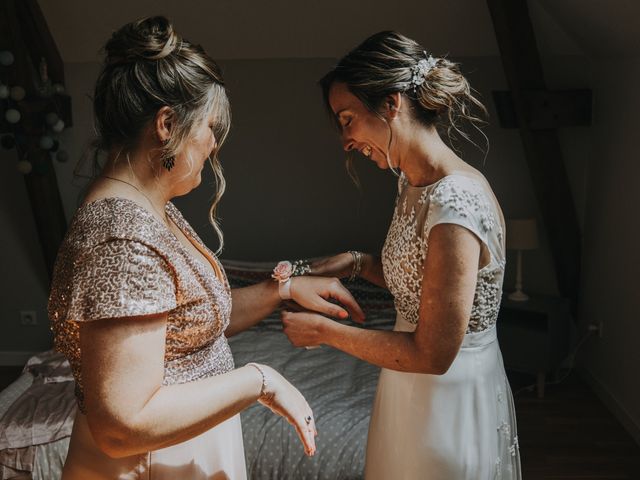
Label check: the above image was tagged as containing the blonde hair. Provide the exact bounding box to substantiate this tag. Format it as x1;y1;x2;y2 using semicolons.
91;16;230;253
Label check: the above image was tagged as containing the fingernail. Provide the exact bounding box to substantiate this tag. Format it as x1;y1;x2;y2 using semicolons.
339;311;348;318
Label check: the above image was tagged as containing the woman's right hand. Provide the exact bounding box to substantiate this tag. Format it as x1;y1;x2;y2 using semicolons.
255;364;317;456
310;252;355;279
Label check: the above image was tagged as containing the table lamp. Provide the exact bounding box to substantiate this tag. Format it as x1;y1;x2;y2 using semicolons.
506;218;538;301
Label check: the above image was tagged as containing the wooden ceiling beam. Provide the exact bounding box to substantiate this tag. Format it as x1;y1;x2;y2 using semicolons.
0;0;68;280
14;0;64;85
487;0;582;312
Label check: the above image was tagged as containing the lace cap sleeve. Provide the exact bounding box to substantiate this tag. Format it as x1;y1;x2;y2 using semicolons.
67;239;177;322
425;175;497;245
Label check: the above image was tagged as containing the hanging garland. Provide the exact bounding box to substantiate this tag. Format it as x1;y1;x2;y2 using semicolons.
0;49;71;175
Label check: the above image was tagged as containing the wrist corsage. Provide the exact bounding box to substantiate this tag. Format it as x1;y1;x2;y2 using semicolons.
272;259;311;300
272;260;294;300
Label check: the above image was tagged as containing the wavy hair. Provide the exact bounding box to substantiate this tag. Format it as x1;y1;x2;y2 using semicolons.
320;31;488;180
88;16;230;253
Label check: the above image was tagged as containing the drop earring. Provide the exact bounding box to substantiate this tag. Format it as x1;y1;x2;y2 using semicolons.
162;139;175;171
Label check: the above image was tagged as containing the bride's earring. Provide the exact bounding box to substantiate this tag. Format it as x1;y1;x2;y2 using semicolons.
162;139;175;171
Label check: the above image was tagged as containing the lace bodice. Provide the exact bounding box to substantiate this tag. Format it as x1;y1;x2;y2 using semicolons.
381;173;505;333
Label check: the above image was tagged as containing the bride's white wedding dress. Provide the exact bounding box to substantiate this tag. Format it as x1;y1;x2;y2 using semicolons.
365;172;522;480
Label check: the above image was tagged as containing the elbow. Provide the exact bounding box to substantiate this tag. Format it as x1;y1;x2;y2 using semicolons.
413;349;455;376
87;415;143;458
428;360;452;376
94;435;131;459
412;337;457;375
224;325;240;338
413;360;451;376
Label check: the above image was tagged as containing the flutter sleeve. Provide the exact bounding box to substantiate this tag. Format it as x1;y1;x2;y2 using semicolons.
66;239;177;322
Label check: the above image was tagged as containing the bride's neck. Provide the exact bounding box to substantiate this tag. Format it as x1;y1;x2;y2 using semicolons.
399;127;463;187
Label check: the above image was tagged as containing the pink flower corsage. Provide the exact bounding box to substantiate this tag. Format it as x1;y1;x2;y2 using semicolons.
272;261;293;283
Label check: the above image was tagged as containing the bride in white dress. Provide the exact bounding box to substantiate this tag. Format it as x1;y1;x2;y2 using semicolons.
282;31;522;479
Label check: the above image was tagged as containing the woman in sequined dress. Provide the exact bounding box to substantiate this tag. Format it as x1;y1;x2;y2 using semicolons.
48;17;364;480
282;32;522;479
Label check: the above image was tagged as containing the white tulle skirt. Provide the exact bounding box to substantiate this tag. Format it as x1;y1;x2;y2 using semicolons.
365;316;522;480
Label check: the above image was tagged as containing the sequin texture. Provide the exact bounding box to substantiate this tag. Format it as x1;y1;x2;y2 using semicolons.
48;198;234;413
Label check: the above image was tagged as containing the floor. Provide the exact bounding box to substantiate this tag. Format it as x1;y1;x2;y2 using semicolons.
1;366;639;478
509;371;640;479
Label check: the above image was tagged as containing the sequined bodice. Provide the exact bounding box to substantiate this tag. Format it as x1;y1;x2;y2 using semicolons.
49;198;235;412
382;173;505;333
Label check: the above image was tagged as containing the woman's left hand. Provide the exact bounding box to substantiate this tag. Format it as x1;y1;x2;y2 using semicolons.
289;276;365;323
281;310;334;348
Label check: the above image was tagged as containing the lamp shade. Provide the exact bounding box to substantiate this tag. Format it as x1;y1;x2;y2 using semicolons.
506;218;538;250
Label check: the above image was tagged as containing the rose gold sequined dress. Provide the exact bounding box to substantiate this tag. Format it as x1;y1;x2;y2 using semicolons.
49;197;246;480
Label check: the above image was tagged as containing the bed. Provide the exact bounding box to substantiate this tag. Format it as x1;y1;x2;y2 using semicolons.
0;261;396;480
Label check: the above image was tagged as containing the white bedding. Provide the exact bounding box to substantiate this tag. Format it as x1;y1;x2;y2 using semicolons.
0;364;69;480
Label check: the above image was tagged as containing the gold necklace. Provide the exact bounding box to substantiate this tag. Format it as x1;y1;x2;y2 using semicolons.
101;175;170;225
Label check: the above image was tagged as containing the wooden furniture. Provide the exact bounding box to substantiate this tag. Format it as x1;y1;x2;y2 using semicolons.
497;294;572;398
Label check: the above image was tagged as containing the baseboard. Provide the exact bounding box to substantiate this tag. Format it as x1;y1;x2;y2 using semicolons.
579;366;640;447
0;351;38;366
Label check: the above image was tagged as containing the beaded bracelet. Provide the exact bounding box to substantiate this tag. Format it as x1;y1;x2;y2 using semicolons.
246;362;268;400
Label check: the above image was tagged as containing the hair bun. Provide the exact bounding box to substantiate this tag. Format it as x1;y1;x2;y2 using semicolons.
104;16;180;66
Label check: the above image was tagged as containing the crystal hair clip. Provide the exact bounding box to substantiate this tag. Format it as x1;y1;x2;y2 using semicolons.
409;52;438;90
